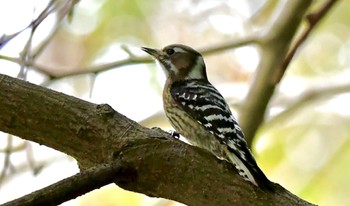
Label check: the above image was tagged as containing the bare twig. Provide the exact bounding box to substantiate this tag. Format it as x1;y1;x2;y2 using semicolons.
17;0;59;79
265;82;350;128
17;18;35;80
0;0;54;50
121;44;136;58
275;0;340;84
32;0;79;59
0;142;26;153
0;36;259;83
199;35;260;54
0;156;67;186
25;142;44;175
0;135;13;187
1;161;129;206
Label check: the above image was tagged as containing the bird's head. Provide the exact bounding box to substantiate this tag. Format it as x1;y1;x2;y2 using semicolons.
142;44;207;81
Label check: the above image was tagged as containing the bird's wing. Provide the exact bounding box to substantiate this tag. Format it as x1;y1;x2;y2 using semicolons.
170;80;273;189
170;80;251;160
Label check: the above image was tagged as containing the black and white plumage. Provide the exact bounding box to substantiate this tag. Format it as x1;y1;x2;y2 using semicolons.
141;44;272;190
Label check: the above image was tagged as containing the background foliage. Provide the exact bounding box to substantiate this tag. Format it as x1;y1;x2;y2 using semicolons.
0;0;349;205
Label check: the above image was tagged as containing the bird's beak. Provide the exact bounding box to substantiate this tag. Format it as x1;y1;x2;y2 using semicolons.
141;47;162;59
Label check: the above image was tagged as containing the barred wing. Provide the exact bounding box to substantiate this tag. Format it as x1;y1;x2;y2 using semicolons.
170;79;272;189
170;80;247;153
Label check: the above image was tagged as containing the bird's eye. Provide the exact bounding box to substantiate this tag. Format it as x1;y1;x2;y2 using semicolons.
166;48;175;55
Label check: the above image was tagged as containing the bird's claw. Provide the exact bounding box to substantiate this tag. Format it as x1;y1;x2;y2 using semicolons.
168;130;180;139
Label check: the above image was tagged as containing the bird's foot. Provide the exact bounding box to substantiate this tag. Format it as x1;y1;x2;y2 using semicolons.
168;130;180;139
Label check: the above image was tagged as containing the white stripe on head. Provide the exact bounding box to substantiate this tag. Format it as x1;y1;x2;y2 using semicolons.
173;47;186;53
185;56;205;80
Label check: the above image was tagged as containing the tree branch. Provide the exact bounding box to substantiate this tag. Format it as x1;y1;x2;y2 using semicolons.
265;82;350;128
0;135;13;186
240;0;312;146
0;73;315;205
0;35;258;84
275;0;340;84
240;0;340;146
1;162;129;206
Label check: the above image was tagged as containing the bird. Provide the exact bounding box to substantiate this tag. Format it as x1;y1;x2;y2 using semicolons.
141;44;272;190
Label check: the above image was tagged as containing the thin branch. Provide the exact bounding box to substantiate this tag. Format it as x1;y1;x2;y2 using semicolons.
0;0;78;70
265;82;350;128
17;16;35;80
30;0;57;30
0;156;67;187
0;0;59;51
1;2;78;183
32;0;79;59
0;35;259;83
17;0;60;79
275;0;340;84
25;142;44;176
199;35;260;54
121;44;136;58
1;161;129;206
240;0;313;146
0;0;53;50
40;56;153;86
0;135;13;187
0;142;26;153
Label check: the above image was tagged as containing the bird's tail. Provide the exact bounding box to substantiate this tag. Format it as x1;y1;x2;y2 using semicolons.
224;148;274;191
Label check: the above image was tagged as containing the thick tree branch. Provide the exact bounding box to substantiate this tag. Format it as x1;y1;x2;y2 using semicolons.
0;73;315;205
